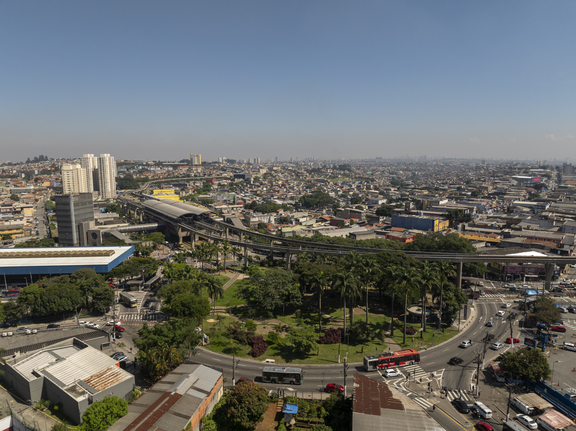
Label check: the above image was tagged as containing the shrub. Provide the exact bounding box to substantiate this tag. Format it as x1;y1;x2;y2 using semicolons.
247;335;268;357
404;326;417;335
266;331;281;346
318;328;342;344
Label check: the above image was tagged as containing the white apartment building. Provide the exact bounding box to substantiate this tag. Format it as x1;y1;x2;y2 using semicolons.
61;163;88;194
97;153;117;199
190;153;202;165
80;153;98;193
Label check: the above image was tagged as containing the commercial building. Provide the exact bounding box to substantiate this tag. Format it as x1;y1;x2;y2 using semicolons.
54;193;95;246
2;338;135;425
110;363;223;431
391;214;449;233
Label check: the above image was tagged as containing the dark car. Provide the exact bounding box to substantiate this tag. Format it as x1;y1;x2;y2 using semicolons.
449;357;464;365
144;300;151;307
326;383;344;393
114;332;123;339
453;400;470;413
47;324;60;329
484;333;495;342
537;323;547;330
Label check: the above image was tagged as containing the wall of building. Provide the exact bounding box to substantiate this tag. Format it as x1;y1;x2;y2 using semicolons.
190;376;223;431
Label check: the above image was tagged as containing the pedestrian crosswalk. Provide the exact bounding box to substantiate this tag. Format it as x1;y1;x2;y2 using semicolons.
410;394;434;410
445;389;474;402
380;364;443;392
118;313;164;322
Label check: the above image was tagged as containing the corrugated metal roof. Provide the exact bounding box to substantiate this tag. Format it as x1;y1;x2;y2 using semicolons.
14;351;60;380
353;374;445;431
142;200;210;219
42;347;118;387
539;409;573;429
83;366;130;393
0;246;132;269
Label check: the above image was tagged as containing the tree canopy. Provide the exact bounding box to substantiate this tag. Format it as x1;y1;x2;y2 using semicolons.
213;381;269;431
497;348;551;382
534;296;561;325
79;395;128;431
239;269;302;314
298;191;334;209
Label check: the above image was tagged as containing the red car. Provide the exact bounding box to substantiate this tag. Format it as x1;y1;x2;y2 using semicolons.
476;422;494;431
326;383;344;393
551;326;566;333
506;337;520;344
114;325;125;332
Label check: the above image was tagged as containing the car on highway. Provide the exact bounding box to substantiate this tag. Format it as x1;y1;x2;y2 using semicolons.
86;323;100;329
551;325;566;332
504;283;516;288
516;414;537;430
496;311;505;317
107;321;121;326
502;303;511;308
491;342;504;350
476;422;494;431
326;383;344;393
449;357;464;365
459;340;473;348
484;333;495;342
47;324;60;329
486;320;494;327
506;337;520;344
453;400;470;413
384;368;402;378
114;325;125;332
78;321;88;325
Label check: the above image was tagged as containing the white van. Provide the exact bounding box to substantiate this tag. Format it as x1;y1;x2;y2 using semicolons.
513;397;534;415
473;401;493;419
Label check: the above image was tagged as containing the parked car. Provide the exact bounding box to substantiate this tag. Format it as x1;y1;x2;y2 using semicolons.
551;325;566;332
516;414;537;430
460;340;473;348
47;324;60;329
113;354;128;362
491;343;504;350
449;357;464;365
384;368;402;378
237;377;253;385
113;332;123;339
504;284;516;288
326;383;344;393
537;323;547;330
110;351;123;358
453;400;470;413
16;327;31;334
506;337;520;344
565;388;576;399
476;422;494;431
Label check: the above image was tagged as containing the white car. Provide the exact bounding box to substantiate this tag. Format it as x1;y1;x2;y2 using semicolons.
383;368;402;378
497;310;505;317
107;321;121;326
459;340;473;348
516;414;537;430
502;303;511;308
78;320;88;325
86;323;100;329
491;342;504;350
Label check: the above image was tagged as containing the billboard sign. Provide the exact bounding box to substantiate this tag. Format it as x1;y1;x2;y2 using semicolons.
524;338;536;348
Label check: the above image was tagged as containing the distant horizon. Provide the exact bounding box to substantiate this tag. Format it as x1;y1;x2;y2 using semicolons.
2;1;575;162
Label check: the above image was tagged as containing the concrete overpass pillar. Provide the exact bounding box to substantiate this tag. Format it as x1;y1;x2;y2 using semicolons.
286;252;291;270
225;227;229;239
456;262;463;289
244;246;248;267
545;263;554;293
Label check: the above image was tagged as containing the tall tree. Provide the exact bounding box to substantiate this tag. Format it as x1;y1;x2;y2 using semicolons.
419;261;438;337
204;275;224;314
434;260;456;331
220;239;232;270
389;266;420;344
361;255;380;325
310;271;328;332
333;271;360;343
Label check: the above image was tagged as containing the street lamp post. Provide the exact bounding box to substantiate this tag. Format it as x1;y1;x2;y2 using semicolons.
552;361;561;385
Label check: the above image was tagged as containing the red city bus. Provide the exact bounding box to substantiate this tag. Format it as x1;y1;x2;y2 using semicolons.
363;349;420;371
6;289;22;298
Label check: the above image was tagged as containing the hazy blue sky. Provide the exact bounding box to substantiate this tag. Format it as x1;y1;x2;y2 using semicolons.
2;1;575;162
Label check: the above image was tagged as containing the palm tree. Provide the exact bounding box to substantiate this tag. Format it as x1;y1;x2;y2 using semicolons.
419;261;439;337
434;260;457;331
384;265;401;337
220;239;232;271
361;255;380;325
333;271;360;342
310;271;328;332
231;246;242;264
204;276;224;315
391;267;421;345
172;252;187;264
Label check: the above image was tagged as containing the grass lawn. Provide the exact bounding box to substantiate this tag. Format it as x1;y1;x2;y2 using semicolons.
213;279;249;307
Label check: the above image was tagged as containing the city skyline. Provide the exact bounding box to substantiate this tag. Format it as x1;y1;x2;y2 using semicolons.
2;1;576;162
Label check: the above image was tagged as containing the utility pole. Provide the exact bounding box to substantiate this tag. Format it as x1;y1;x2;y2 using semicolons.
509;314;515;348
506;384;513;421
343;358;348;397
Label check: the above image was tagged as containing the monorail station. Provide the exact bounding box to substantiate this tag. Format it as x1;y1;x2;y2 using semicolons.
0;246;134;286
